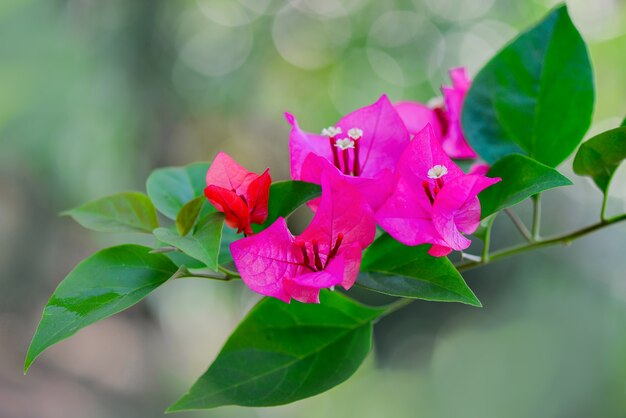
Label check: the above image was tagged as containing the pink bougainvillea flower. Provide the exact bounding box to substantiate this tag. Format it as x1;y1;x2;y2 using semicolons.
286;94;410;210
376;124;500;257
395;67;477;159
230;171;376;303
204;152;270;235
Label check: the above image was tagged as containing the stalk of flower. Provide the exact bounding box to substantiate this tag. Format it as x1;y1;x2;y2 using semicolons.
376;124;500;256
204;152;271;236
230;169;376;303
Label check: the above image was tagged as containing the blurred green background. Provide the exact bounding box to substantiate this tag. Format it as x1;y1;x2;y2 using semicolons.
2;0;626;417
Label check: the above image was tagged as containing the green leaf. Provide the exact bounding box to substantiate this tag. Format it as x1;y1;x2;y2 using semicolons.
25;245;178;372
254;180;321;232
167;291;382;411
146;162;210;219
176;197;206;236
479;154;572;218
573;127;626;193
218;226;241;266
153;213;224;270
357;234;480;307
463;5;594;167
63;192;158;233
621;117;626;127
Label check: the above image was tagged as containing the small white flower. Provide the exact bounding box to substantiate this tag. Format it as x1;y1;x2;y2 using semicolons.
427;165;448;179
322;126;342;137
334;138;355;150
347;127;363;140
428;96;445;109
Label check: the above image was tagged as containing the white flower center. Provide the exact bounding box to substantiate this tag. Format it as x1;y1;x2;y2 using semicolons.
322;126;342;137
427;165;448;179
428;96;445;109
347;127;363;140
334;138;355;150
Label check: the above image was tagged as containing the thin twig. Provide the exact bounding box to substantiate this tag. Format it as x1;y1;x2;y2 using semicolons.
504;208;532;242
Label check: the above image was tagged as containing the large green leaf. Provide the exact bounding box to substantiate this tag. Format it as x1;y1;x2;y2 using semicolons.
479;154;572;218
254;180;321;232
463;5;594;167
357;234;480;307
167;291;383;411
573;127;626;193
153;212;224;270
25;245;178;372
146;162;210;219
63;192;158;233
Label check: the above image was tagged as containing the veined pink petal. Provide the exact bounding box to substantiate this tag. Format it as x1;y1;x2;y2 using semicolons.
206;152;258;194
428;244;453;257
375;176;441;247
245;168;271;225
300;153;393;211
469;162;490;176
441;67;477;159
395;101;443;138
298;171;376;252
286;112;333;180
336;242;362;289
336;95;410;178
432;174;501;250
230;218;302;302
404;124;465;181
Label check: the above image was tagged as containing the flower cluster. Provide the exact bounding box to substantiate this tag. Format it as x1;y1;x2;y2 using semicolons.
205;68;500;303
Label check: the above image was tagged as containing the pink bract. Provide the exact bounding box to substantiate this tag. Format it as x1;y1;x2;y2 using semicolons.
230;171;376;303
394;67;477;159
286;94;410;210
376;124;500;256
204;152;270;235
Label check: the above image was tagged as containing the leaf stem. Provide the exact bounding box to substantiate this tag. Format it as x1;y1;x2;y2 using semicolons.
218;265;241;279
531;194;541;241
174;266;236;281
504;208;532;242
601;192;609;222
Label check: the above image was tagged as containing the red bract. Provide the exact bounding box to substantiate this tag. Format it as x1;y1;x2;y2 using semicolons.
204;152;270;235
395;67;477;159
230;170;376;303
286;94;410;210
376;125;500;257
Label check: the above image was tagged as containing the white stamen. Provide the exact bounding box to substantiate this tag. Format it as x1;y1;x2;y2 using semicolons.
428;96;445;109
427;165;448;179
322;126;342;137
347;127;363;140
334;138;355;150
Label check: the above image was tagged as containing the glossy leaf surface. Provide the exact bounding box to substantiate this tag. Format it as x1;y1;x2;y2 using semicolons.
25;245;178;372
167;291;382;410
463;5;594;167
479;154;572;218
358;234;480;306
63;192;158;233
254;180;321;231
146;162;210;219
573;127;626;193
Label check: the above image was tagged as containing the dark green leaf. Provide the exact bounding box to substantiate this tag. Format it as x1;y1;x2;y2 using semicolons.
146;162;210;219
358;234;480;307
176;197;206;236
153;213;224;270
463;5;594;167
63;192;158;233
167;291;382;411
254;180;321;232
25;245;178;372
621;117;626;127
479;154;572;218
573;127;626;193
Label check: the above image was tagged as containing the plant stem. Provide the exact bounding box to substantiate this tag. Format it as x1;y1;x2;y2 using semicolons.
504;208;532;242
173;266;236;281
218;265;241;279
532;194;541;241
457;213;626;272
385;212;626;316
